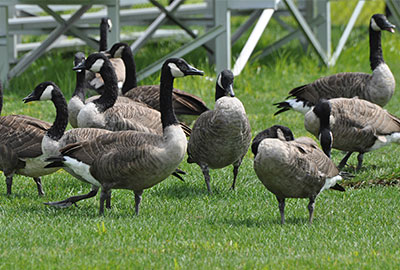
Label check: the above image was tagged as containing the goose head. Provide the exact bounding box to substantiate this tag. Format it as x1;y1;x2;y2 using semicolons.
251;125;294;156
163;58;204;78
101;17;112;32
370;14;396;33
217;69;235;97
73;53;109;73
107;42;129;59
74;52;86;73
23;81;59;103
312;99;333;158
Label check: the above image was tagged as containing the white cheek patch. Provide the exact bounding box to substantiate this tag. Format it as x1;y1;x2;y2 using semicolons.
115;46;124;58
107;19;112;31
370;18;381;31
90;59;105;73
168;63;184;78
217;74;223;89
40;85;54;101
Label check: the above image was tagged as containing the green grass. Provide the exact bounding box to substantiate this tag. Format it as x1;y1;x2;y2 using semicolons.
1;1;400;269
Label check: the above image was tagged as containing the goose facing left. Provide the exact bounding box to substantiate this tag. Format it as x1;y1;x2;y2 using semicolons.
0;81;58;195
45;58;204;215
252;128;344;224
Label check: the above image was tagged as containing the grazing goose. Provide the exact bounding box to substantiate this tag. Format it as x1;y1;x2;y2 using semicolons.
0;82;58;195
304;97;400;171
45;58;204;215
74;53;191;135
86;18;125;94
251;125;294;155
187;70;251;192
23;81;114;207
252;129;344;224
275;14;395;115
106;42;209;116
68;52;87;128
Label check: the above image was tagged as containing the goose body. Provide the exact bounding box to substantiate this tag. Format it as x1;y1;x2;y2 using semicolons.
304;97;400;170
187;70;251;192
253;129;343;224
0;83;57;195
274;14;395;115
46;58;204;215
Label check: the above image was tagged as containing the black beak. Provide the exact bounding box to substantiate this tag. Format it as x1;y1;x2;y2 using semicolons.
227;84;235;97
73;61;86;71
22;92;37;103
383;21;396;33
185;64;204;76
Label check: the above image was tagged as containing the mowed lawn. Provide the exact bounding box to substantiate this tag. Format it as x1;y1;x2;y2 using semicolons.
1;1;400;269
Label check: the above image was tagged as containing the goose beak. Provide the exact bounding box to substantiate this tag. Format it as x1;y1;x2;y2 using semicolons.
383;22;396;33
227;84;235;97
73;62;86;71
22;92;37;103
185;65;204;76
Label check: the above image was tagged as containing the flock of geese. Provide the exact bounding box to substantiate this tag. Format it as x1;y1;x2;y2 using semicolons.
0;13;398;224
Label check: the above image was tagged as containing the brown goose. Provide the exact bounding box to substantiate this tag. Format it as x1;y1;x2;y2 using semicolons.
73;53;190;136
0;82;58;195
304;97;400;171
45;58;204;215
187;70;251;192
252;128;344;224
106;42;209;116
275;14;395;115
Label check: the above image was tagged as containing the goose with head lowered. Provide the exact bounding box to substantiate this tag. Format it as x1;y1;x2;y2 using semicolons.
86;18;125;94
252;126;344;224
45;58;204;215
187;70;251;193
304;97;400;171
73;53;191;136
0;81;58;195
274;14;395;115
105;42;209;117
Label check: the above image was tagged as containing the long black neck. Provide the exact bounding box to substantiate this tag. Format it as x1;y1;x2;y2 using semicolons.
0;81;3;115
369;26;384;70
95;60;119;112
215;83;226;101
72;70;86;102
160;68;178;129
99;23;108;51
121;47;138;94
47;88;68;141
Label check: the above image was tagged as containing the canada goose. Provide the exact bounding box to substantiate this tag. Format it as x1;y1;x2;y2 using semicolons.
106;42;209;116
68;52;87;128
274;14;395;115
0;82;58;195
304;97;400;171
45;58;204;215
251;125;294;155
86;18;125;94
23;81;113;207
187;70;251;192
252;130;344;224
73;53;165;133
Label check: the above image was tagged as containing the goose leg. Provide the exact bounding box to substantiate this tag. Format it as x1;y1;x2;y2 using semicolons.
231;164;240;191
308;196;316;224
99;188;111;215
5;175;12;195
356;153;364;171
106;190;112;209
276;197;285;225
33;177;44;196
338;152;354;170
44;186;99;208
200;164;212;193
134;190;143;215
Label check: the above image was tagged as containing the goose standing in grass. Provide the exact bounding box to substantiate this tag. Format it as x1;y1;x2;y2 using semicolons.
45;58;204;215
252;127;344;224
274;14;395;115
105;42;209;116
86;18;125;94
304;97;400;171
0;81;58;195
73;53;190;136
187;70;251;192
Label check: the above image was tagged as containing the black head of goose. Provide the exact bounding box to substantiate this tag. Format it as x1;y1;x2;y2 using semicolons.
45;58;204;215
251;125;294;157
0;81;56;196
106;42;209;116
274;13;396;115
304;97;400;171
187;69;251;193
252;127;344;224
68;52;87;128
99;17;112;52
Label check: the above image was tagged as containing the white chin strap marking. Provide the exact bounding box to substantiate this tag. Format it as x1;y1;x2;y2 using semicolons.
41;85;54;101
168;63;184;78
90;59;105;73
370;18;381;31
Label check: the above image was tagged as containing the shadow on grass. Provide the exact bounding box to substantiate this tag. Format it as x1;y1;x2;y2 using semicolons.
212;216;311;228
151;183;214;199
